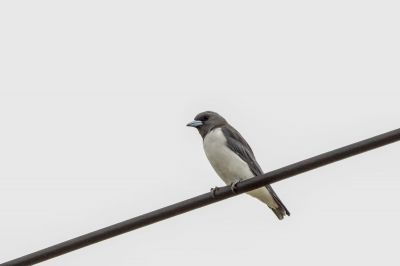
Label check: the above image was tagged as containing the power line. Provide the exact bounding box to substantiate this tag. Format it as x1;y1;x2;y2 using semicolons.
2;128;400;266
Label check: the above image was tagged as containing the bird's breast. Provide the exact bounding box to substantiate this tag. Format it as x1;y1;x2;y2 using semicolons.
203;128;254;184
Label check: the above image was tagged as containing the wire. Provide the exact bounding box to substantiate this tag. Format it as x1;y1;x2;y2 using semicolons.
2;128;400;266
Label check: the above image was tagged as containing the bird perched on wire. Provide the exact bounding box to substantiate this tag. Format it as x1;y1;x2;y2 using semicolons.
187;111;290;220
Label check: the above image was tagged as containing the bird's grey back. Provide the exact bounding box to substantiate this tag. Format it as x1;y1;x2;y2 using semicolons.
221;125;264;176
221;124;290;217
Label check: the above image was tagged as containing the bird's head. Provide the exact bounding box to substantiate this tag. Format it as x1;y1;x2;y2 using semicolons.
187;111;227;138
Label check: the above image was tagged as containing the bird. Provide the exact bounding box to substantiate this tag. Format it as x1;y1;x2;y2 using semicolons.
187;111;290;220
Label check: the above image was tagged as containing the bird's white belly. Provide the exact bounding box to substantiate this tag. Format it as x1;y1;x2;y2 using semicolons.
203;128;254;185
202;128;277;208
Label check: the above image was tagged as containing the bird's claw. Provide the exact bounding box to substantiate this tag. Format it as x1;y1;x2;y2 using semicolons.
210;186;219;198
230;180;240;194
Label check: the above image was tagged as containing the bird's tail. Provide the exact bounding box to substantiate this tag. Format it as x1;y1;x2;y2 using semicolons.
265;185;290;220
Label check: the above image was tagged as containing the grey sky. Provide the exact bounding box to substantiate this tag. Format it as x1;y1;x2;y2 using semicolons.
1;1;399;265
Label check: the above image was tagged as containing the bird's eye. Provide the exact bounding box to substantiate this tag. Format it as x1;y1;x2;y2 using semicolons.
203;116;209;121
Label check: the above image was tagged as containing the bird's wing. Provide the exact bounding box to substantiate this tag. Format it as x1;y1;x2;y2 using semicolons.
222;125;290;217
221;125;263;176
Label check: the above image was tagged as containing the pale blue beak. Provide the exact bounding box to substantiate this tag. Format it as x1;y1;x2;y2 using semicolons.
186;120;203;128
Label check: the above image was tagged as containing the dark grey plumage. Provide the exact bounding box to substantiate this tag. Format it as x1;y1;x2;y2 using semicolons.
193;111;227;138
221;124;290;219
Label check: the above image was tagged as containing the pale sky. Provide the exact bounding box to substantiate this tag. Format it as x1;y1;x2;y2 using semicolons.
1;1;400;265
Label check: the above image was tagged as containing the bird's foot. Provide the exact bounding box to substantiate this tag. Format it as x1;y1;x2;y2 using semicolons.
210;186;220;198
230;180;240;194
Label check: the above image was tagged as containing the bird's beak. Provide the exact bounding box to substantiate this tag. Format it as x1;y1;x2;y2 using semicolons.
186;120;203;128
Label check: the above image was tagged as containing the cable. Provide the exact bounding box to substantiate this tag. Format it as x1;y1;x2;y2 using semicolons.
2;128;400;266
